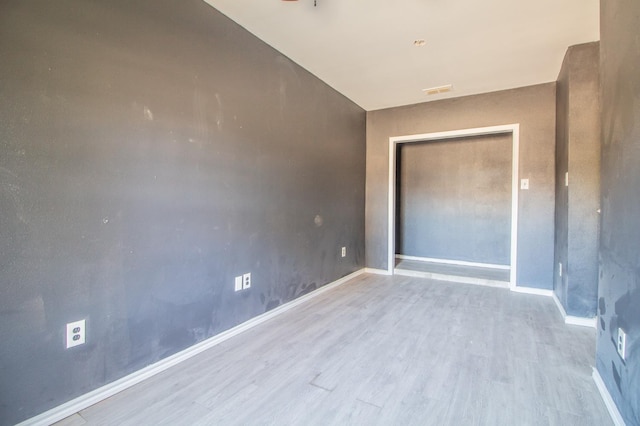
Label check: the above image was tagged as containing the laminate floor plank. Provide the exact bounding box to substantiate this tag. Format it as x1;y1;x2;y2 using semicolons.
395;259;511;282
55;273;611;426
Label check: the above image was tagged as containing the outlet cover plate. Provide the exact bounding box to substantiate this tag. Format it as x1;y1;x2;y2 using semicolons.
66;319;86;349
243;273;251;289
617;328;627;360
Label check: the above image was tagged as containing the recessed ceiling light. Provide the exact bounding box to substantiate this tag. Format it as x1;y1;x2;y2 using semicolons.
413;39;426;47
422;84;453;95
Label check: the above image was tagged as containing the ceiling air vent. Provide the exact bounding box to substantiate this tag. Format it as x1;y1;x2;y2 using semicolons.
422;84;453;96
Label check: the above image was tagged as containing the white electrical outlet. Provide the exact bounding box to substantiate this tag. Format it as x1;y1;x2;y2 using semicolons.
234;276;243;292
520;178;529;190
66;319;86;349
242;273;251;289
617;328;627;360
341;247;346;257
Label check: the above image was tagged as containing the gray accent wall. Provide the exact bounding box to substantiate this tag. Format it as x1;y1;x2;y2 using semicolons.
597;0;640;424
0;1;365;424
396;134;512;265
366;84;556;288
553;42;601;318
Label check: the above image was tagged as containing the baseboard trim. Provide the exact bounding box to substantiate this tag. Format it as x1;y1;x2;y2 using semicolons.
551;292;597;328
18;269;365;426
552;292;568;318
592;367;626;426
565;315;597;328
395;254;510;270
394;268;509;289
364;267;392;275
510;286;554;297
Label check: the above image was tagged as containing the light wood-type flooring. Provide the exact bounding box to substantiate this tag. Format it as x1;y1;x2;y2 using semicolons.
55;273;612;426
395;257;511;288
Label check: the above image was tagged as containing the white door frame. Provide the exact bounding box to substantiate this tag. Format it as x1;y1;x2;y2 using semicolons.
388;124;520;289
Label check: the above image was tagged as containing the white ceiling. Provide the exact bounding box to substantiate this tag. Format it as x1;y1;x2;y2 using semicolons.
203;0;600;111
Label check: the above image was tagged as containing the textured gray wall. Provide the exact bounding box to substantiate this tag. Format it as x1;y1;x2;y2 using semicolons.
0;1;365;424
596;0;640;424
554;42;601;318
554;59;570;309
366;84;556;288
397;134;512;265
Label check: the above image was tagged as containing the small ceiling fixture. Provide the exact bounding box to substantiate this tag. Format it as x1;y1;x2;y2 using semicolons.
422;84;453;95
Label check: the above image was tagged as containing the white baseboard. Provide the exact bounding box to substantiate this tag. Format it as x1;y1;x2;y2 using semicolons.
364;267;392;275
19;269;365;426
565;315;597;328
510;286;554;297
552;292;568;318
394;268;509;289
592;367;626;426
551;292;597;328
396;254;510;270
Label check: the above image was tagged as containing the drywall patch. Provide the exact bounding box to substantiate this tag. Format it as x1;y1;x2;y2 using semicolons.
143;106;153;121
214;93;223;130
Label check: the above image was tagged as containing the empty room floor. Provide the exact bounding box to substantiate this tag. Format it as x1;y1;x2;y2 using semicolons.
55;274;612;426
395;258;511;287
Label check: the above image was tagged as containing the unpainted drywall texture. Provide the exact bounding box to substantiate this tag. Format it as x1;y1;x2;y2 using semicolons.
596;0;640;424
0;0;365;424
397;134;512;265
366;84;556;288
554;42;601;318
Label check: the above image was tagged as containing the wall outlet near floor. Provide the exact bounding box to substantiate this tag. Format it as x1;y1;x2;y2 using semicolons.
242;273;251;289
66;319;86;349
617;328;627;360
341;247;346;257
234;276;243;292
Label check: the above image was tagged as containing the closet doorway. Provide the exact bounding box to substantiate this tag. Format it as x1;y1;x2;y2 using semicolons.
387;125;519;288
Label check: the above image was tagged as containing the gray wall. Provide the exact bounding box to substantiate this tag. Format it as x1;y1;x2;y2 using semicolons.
397;134;512;265
554;58;570;309
596;0;640;424
0;1;365;424
554;42;601;318
367;84;556;288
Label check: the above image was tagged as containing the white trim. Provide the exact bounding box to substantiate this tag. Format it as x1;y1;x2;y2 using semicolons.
593;367;626;426
552;292;568;318
565;316;597;328
388;124;520;291
388;135;397;274
510;286;554;297
394;268;510;289
510;126;519;289
552;292;597;328
18;269;365;426
364;267;392;275
396;254;510;270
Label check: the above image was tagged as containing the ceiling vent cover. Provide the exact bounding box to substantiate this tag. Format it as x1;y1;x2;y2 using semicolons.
422;84;453;95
